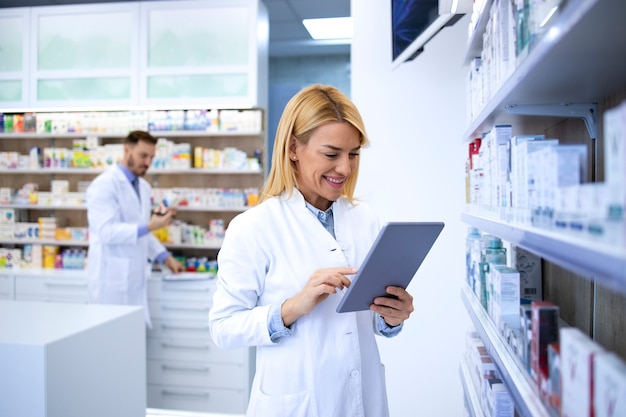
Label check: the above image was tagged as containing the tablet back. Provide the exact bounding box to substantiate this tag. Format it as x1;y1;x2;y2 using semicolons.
336;221;444;313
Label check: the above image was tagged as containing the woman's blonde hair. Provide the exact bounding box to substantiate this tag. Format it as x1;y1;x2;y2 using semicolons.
259;84;370;204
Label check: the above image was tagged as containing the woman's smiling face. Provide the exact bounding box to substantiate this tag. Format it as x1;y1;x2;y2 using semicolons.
290;121;361;211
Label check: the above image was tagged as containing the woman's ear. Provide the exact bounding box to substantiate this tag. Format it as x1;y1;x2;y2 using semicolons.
288;135;298;160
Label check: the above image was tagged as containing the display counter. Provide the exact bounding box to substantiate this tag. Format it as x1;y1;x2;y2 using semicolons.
0;300;145;417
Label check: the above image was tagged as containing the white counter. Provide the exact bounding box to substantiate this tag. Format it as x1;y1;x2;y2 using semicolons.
0;300;146;417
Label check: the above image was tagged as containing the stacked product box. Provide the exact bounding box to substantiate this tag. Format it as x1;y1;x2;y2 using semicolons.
513;138;559;223
488;265;520;331
530;301;559;384
548;343;561;416
530;144;587;228
484;378;514;417
603;100;626;245
560;327;605;417
510;245;542;302
519;304;532;372
463;329;515;417
593;352;626;417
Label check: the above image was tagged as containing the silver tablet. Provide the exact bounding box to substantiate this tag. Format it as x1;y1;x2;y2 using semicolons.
336;221;444;313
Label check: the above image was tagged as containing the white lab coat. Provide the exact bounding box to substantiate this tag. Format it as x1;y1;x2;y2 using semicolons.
86;165;165;326
209;190;395;417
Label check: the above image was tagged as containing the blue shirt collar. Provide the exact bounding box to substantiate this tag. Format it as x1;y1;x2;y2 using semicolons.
118;163;138;183
305;200;335;238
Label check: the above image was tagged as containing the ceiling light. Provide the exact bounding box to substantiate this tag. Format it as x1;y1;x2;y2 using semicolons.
302;17;353;40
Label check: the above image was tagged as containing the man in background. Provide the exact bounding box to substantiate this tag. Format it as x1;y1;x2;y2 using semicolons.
86;130;184;326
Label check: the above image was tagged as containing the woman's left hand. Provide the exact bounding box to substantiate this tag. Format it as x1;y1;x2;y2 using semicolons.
370;286;414;327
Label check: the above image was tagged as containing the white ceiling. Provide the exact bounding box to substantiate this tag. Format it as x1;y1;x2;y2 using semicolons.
0;0;351;57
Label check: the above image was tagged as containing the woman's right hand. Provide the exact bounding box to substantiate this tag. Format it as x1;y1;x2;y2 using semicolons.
280;267;356;327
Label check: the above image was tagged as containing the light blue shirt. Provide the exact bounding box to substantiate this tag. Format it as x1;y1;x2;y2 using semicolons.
268;200;402;341
118;164;169;264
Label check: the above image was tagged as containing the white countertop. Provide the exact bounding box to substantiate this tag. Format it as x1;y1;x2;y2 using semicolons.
0;300;143;345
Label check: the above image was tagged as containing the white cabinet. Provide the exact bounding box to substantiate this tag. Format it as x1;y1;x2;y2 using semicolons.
0;300;145;417
13;269;89;303
0;273;13;299
0;7;29;108
460;0;626;416
0;0;267;109
146;275;254;414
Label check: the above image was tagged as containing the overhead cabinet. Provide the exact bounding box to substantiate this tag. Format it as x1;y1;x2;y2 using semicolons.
0;7;29;108
0;0;268;110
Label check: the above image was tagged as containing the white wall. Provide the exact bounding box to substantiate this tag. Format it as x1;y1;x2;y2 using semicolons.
352;1;472;415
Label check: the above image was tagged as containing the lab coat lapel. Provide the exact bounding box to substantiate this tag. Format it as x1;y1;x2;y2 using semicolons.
112;166;143;220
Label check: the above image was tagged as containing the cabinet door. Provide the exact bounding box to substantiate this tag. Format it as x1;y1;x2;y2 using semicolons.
0;8;29;108
15;272;89;303
30;3;139;108
147;384;247;414
139;0;266;108
0;273;14;299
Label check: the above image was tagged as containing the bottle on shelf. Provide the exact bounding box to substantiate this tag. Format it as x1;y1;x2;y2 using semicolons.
465;226;482;288
479;234;507;310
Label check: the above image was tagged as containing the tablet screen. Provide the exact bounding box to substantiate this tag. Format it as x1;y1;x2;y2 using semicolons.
336;221;444;313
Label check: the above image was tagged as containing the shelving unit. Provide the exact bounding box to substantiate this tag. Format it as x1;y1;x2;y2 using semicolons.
461;211;626;295
0;110;264;415
462;287;549;417
0;116;266;255
460;0;626;414
0;203;249;213
459;356;486;417
464;0;626;140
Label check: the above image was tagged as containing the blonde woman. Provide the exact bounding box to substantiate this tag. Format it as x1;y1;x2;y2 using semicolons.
209;84;414;417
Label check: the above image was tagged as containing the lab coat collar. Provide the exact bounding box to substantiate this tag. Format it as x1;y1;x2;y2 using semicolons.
117;163;138;184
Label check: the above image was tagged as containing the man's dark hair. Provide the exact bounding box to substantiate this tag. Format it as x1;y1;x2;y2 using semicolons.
125;130;157;146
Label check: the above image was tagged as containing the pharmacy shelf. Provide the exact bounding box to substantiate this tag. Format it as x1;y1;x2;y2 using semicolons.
0;168;261;175
149;130;263;137
461;286;549;417
0;268;88;278
163;243;222;250
1;204;86;210
0;269;213;280
148;168;262;175
459;358;486;417
0;130;262;139
461;210;626;295
0;239;88;247
462;0;493;65
0;168;103;174
463;0;626;140
1;204;248;213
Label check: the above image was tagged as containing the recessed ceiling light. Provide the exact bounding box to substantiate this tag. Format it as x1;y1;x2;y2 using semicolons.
302;17;353;40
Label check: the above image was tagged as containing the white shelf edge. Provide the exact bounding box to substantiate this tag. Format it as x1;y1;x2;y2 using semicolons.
459;358;486;417
461;209;626;294
461;286;550;417
148;168;262;175
462;0;493;65
163;243;222;250
0;239;88;247
0;204;248;213
0;168;104;174
0;130;263;140
0;168;262;175
0;269;216;280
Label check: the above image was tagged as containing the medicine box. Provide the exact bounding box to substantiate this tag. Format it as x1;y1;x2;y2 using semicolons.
531;301;559;382
593;352;626;417
510;245;542;301
560;326;604;417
